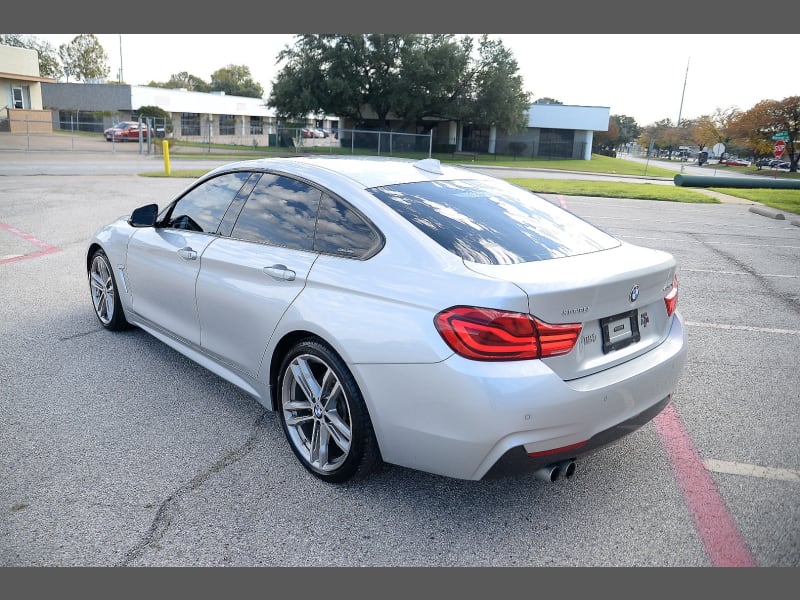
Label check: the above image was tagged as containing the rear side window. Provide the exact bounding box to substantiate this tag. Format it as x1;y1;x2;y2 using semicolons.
230;173;321;251
314;193;382;258
370;179;620;265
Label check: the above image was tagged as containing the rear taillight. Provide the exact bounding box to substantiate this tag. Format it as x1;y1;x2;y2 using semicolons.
664;274;679;317
434;306;582;361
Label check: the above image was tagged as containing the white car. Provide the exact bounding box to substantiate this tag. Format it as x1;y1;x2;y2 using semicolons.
86;156;687;483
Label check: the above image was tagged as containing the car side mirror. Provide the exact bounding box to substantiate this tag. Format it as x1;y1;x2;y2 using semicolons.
128;203;159;227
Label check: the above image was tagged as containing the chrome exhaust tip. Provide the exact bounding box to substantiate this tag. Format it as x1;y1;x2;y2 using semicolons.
557;459;576;479
533;464;561;482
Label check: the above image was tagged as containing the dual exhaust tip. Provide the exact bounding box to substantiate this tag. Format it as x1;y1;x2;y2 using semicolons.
534;459;576;482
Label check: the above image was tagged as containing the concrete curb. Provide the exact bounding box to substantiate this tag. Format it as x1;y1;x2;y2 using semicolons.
749;206;785;220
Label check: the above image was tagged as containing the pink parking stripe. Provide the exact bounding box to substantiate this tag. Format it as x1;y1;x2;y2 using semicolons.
653;403;757;567
0;222;60;265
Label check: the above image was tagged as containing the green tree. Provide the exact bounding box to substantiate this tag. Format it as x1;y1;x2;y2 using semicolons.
470;35;530;133
533;97;563;105
58;34;110;82
733;96;800;171
391;34;472;130
210;64;264;98
595;114;641;152
0;34;61;78
267;34;530;134
148;71;211;92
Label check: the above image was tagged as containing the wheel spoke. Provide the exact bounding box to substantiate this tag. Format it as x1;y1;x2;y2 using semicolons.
310;419;328;467
284;412;314;427
323;411;351;453
290;357;322;402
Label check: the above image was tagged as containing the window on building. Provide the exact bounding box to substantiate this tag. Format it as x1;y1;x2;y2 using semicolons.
250;116;263;135
181;112;201;136
12;87;24;109
219;114;236;136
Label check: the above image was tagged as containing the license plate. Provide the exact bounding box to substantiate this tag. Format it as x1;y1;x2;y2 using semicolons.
600;309;640;354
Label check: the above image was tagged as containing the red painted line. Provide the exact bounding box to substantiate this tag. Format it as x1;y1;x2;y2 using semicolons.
0;221;60;265
653;403;757;567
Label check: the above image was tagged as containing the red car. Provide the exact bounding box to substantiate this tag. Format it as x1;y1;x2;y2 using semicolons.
722;158;750;167
104;121;153;142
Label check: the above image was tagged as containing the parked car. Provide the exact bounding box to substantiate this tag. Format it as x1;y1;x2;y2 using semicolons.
86;156;687;483
104;121;153;142
722;158;750;167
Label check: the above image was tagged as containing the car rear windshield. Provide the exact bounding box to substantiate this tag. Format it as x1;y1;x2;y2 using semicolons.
369;179;620;265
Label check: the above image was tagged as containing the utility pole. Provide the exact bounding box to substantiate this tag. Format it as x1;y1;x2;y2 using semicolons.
677;57;690;172
118;34;123;83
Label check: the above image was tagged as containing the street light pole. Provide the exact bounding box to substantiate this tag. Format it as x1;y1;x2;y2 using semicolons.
677;57;690;172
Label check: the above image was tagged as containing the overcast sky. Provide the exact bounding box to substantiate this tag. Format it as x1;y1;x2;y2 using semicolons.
30;33;800;127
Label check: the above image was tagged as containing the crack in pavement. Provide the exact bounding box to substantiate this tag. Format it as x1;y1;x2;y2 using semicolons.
687;231;800;315
117;411;269;566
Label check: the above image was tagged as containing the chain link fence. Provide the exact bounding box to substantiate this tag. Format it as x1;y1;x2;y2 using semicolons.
2;112;586;161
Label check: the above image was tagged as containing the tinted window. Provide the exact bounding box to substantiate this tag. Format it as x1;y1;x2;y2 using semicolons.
370;179;620;265
230;174;320;251
165;172;251;233
314;193;382;258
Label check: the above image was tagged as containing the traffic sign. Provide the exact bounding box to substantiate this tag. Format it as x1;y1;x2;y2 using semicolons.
773;140;786;157
772;131;790;141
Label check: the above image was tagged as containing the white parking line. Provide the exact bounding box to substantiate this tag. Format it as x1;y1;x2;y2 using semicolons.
704;459;800;483
685;321;800;335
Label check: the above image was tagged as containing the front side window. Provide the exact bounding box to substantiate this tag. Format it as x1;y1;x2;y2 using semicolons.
163;172;252;233
230;174;321;251
250;116;263;135
370;179;620;265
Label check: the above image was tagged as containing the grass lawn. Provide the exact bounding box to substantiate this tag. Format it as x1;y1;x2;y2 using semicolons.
507;179;719;203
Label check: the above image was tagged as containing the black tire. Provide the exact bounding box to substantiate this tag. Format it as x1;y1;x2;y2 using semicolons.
88;248;129;331
277;338;381;483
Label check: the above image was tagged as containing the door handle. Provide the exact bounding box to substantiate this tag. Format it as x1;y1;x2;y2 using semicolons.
178;247;197;260
263;264;296;281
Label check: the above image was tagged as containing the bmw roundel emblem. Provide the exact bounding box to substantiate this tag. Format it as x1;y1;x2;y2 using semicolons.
629;285;640;303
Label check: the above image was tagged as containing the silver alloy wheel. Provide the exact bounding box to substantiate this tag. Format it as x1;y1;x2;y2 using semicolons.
90;254;115;325
281;353;353;473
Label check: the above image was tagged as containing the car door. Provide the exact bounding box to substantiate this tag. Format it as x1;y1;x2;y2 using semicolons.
195;172;322;377
123;171;253;345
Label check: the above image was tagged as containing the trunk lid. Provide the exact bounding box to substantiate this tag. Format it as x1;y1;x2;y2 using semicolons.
464;243;678;380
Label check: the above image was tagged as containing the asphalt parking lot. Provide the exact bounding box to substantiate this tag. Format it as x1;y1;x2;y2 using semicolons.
1;150;798;567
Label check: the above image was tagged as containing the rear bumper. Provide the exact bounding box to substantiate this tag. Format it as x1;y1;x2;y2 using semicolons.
352;312;687;481
483;393;672;479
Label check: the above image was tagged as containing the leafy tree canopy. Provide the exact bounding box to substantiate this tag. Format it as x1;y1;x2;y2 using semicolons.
58;34;110;82
267;34;531;132
148;71;211;92
210;64;264;98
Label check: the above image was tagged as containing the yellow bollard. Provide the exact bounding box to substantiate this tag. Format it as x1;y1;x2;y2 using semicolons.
162;140;171;175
